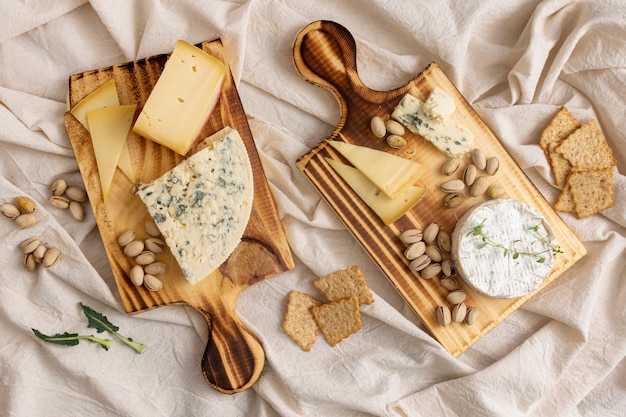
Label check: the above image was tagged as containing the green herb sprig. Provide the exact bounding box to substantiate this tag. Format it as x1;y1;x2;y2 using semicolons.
32;303;146;354
467;219;563;263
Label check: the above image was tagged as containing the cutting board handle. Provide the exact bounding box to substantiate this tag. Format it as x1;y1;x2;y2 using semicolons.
293;20;394;108
197;307;265;394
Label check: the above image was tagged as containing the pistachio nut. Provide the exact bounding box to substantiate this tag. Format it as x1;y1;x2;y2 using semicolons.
117;230;136;247
129;265;144;286
409;254;431;272
425;245;443;263
469;176;489;197
19;236;40;254
436;305;451;327
69;201;85;221
441;179;465;193
1;203;20;219
145;237;165;254
144;221;160;238
16;196;37;214
465;307;479;325
65;186;87;202
15;213;37;229
33;244;48;263
370;116;386;138
452;302;467;323
404;241;426;260
420;263;441;279
123;240;144;258
24;253;37;272
487;185;506;199
447;290;467;305
386;134;407;149
441;157;460;176
463;164;477;187
441;260;457;278
49;196;70;209
50;178;68;196
486;157;500;176
385;119;405;136
134;251;155;266
144;262;167;276
444;192;464;209
143;274;163;291
43;247;60;268
399;228;423;245
440;277;459;291
423;223;439;244
471;148;486;170
436;231;452;253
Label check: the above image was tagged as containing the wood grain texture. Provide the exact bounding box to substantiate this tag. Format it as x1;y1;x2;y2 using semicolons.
65;39;294;393
294;20;586;356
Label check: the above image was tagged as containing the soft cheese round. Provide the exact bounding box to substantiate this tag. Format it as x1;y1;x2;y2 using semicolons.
450;199;557;298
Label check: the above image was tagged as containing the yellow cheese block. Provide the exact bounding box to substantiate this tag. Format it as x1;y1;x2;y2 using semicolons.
133;40;227;155
87;104;137;201
326;158;426;225
70;79;119;130
327;140;425;199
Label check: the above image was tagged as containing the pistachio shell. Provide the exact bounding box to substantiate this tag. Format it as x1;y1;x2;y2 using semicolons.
463;164;477;186
436;305;451;326
144;262;167;276
440;277;459;291
441;158;460;176
43;247;60;268
420;263;441;279
33;245;48;263
69;201;85;221
487;185;506;199
399;229;423;245
24;253;37;272
65;186;87;202
385;119;405;136
471;148;486;170
409;254;431;272
370;116;386;138
386;134;407;149
117;230;136;247
425;245;443;263
0;203;20;219
48;196;70;209
486;157;500;175
15;213;37;228
134;251;155;266
16;196;37;214
143;274;163;291
441;260;457;278
436;231;452;253
465;307;479;325
404;241;426;260
469;176;490;197
50;178;68;196
19;236;40;254
444;192;464;208
423;223;439;244
123;240;144;258
452;302;467;323
145;237;165;254
129;265;144;286
144;221;161;237
441;179;465;193
447;290;467;305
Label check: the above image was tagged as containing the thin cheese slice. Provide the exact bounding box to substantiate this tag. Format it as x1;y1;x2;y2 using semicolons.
70;79;120;130
87;104;137;201
133;40;227;155
327;140;425;199
326;158;426;225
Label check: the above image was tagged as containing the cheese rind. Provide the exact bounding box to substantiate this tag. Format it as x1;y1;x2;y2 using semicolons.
450;199;556;298
87;104;137;201
133;40;226;155
136;127;253;285
327;140;425;199
391;93;473;157
325;158;426;225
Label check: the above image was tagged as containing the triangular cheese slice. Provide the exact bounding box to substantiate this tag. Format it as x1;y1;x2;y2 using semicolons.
327;140;425;199
116;142;136;183
87;104;137;201
70;79;120;130
326;158;426;225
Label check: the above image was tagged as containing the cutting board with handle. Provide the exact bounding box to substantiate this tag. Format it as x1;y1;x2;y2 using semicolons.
294;20;586;356
64;39;294;393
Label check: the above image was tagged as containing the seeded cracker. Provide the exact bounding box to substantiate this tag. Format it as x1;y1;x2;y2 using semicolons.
312;265;374;305
539;107;581;186
311;296;362;347
556;119;617;172
568;168;614;219
283;291;323;351
554;183;576;213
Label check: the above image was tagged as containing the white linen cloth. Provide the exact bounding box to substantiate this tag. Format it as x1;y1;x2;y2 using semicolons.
1;0;625;416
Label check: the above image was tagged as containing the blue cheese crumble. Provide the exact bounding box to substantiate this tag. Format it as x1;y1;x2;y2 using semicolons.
391;90;474;157
136;126;253;285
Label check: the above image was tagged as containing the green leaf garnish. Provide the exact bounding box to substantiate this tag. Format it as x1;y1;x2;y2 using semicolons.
80;303;146;354
32;328;112;351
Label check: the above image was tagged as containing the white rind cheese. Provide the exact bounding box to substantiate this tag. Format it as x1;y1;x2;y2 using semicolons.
391;92;473;157
136;126;253;285
450;199;557;298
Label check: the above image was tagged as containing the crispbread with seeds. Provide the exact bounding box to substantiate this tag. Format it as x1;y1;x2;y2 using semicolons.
556;119;617;172
539;107;581;186
554;183;576;213
313;265;374;305
310;296;362;347
282;290;323;351
568;168;614;218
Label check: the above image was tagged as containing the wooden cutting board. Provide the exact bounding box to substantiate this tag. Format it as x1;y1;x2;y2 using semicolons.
64;39;294;393
294;20;586;356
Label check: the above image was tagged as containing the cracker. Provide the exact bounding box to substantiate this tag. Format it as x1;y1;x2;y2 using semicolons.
556;119;617;172
554;183;576;213
310;296;362;347
313;265;374;305
539;107;581;186
568;168;614;218
282;290;323;351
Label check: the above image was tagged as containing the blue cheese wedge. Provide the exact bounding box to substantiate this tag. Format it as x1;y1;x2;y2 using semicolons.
391;92;473;157
136;126;253;285
450;199;557;298
422;86;456;123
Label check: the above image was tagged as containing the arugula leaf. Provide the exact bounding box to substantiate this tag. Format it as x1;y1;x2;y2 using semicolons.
80;303;146;354
32;328;112;351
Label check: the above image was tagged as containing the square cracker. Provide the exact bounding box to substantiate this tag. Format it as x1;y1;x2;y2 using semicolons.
310;296;362;347
556;119;617;172
539;107;581;186
313;265;374;305
568;168;614;219
283;290;323;351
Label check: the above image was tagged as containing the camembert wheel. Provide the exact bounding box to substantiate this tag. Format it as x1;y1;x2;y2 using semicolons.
450;199;557;298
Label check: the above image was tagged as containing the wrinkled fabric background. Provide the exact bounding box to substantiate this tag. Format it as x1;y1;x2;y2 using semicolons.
1;1;625;416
